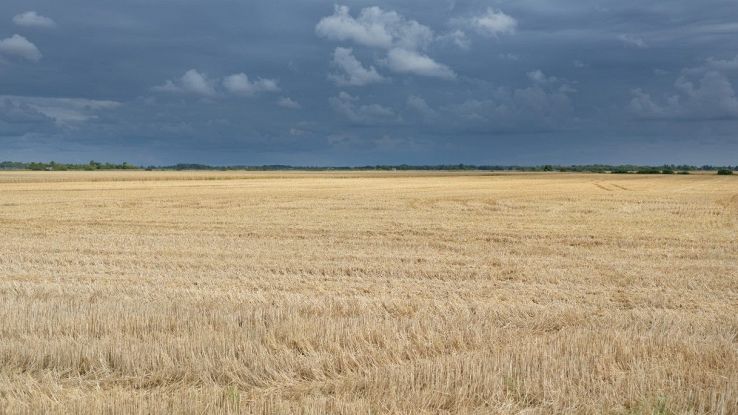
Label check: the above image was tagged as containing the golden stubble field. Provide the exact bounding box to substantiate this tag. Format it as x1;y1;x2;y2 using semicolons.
0;171;736;414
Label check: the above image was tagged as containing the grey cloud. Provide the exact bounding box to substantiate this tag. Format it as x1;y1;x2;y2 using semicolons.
527;69;558;84
629;71;738;120
0;95;121;124
629;55;738;120
13;11;56;29
373;134;421;151
702;56;738;72
0;35;42;61
499;53;519;61
443;82;573;129
406;95;437;118
0;98;51;123
618;34;648;48
0;98;56;136
513;86;573;118
527;70;576;93
329;91;396;124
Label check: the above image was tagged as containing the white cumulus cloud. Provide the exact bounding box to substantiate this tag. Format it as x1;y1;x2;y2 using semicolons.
153;70;279;98
329;47;385;86
316;5;454;80
223;73;280;96
13;11;56;29
154;69;217;97
0;35;42;62
470;8;517;36
437;30;471;50
316;5;433;51
447;8;516;46
277;97;301;109
385;48;455;79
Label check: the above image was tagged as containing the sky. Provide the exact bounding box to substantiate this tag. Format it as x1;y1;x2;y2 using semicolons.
1;0;738;166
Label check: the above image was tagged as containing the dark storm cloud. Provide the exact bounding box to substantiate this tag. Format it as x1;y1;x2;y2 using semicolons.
0;0;737;165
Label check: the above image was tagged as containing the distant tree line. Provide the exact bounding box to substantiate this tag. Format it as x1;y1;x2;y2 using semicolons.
1;161;735;174
146;163;736;173
0;160;137;171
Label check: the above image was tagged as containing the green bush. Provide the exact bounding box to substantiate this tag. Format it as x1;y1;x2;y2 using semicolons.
717;169;734;175
637;169;662;174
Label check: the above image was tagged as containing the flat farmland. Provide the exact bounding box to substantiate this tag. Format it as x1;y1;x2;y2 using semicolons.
0;171;736;414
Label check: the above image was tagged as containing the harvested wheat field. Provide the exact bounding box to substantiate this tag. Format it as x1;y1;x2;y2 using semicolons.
0;171;736;414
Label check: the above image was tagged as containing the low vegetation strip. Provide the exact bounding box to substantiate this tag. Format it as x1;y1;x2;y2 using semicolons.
1;160;736;173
